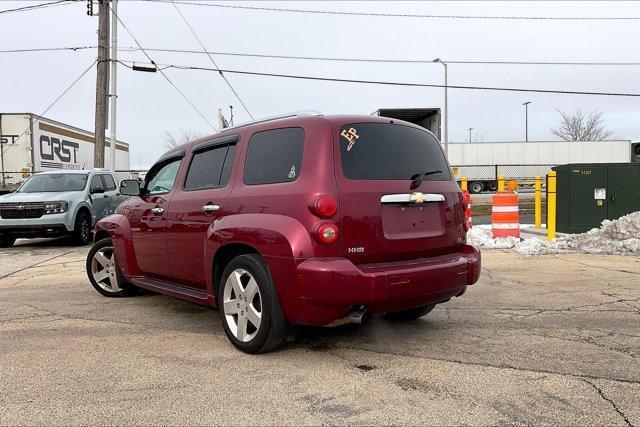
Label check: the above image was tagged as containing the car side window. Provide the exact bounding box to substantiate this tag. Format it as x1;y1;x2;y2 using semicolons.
90;175;105;192
101;174;117;191
184;144;236;191
244;127;304;185
144;158;182;195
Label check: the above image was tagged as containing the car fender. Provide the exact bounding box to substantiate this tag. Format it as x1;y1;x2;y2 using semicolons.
94;214;141;280
206;214;314;321
70;198;94;229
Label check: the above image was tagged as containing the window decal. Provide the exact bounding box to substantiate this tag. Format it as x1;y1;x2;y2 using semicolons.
340;127;360;151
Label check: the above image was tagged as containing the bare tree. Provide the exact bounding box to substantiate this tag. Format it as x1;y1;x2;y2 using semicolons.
162;129;203;149
551;109;613;141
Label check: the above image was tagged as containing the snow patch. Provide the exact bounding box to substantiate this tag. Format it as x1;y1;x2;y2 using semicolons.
468;211;640;256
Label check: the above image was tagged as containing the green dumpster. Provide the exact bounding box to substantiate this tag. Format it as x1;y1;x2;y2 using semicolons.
552;163;640;234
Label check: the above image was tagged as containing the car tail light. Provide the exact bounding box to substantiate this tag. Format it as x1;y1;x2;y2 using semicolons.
316;222;338;244
312;196;338;218
460;193;471;232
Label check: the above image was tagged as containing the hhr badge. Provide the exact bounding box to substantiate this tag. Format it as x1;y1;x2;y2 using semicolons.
348;247;365;254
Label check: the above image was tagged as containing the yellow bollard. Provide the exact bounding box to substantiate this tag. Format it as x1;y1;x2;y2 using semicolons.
534;176;542;228
497;175;505;192
547;171;557;242
460;176;468;192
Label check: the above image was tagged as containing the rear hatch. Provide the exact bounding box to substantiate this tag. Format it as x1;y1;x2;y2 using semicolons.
334;121;464;265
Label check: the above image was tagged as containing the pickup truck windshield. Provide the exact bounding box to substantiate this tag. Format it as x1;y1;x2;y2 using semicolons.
339;123;451;181
19;173;88;193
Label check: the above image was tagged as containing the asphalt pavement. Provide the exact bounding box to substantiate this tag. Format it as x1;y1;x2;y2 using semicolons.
0;238;638;425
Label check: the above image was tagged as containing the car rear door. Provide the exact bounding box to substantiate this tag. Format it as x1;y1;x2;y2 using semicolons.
334;121;465;265
98;173;121;218
165;135;239;289
89;174;110;220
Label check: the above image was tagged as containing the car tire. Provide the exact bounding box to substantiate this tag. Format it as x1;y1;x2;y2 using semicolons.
0;235;16;248
218;254;289;354
86;237;137;298
469;181;484;194
488;181;498;192
73;211;92;245
384;304;436;321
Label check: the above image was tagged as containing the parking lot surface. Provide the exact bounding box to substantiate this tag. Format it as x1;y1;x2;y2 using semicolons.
1;239;638;425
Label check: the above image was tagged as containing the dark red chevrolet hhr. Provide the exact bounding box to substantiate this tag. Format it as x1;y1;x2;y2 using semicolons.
86;112;480;353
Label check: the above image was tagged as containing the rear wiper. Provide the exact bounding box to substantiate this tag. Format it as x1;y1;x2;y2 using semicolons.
410;170;442;190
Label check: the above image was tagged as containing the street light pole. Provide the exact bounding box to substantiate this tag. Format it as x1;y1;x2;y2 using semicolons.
523;101;531;142
433;58;448;157
468;128;473;142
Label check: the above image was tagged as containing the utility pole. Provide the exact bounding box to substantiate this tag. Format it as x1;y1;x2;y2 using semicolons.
468;127;473;143
93;0;109;168
523;101;531;142
109;0;118;171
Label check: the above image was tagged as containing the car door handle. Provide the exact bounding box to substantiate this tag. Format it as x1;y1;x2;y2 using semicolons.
151;207;164;215
202;203;220;213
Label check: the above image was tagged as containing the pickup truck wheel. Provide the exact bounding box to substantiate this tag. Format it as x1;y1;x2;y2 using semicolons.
469;181;484;194
219;254;289;354
0;235;16;248
73;212;92;245
86;238;136;297
384;304;436;321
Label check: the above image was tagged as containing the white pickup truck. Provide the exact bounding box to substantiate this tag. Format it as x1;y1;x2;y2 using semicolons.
0;170;127;247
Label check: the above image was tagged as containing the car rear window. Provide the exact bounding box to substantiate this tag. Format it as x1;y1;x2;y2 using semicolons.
338;123;451;181
244;127;304;185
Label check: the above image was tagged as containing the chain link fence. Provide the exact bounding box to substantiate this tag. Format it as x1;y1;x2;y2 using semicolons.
451;164;556;194
3;166;555;216
0;170;34;194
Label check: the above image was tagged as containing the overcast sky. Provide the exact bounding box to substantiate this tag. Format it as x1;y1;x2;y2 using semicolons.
1;0;639;167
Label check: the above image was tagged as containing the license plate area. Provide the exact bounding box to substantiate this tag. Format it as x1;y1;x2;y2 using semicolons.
381;203;445;239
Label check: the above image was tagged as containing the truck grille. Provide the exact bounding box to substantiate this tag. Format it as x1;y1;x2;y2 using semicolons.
0;202;46;219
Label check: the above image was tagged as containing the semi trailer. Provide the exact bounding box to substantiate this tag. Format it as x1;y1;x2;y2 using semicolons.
0;113;130;194
375;108;638;193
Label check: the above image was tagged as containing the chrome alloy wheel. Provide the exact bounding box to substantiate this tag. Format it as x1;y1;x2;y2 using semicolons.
90;246;121;293
223;269;262;342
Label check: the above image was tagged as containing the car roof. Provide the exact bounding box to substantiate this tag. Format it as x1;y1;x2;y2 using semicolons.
178;114;426;154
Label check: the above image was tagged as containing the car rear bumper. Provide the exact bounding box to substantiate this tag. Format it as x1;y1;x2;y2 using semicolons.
294;245;480;324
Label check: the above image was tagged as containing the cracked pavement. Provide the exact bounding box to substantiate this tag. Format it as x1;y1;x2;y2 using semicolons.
0;239;639;425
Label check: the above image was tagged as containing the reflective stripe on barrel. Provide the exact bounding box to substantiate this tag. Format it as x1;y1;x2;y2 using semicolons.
492;191;519;238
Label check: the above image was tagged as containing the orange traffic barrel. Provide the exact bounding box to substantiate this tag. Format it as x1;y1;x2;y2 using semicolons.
462;190;473;228
491;191;520;238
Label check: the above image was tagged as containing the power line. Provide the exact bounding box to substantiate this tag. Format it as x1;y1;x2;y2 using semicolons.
170;0;253;119
0;46;97;54
107;2;218;131
143;0;640;21
1;59;97;158
0;0;72;15
117;59;640;98
5;45;640;67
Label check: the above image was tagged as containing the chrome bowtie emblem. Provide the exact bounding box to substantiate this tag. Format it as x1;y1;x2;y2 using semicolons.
15;205;25;210
409;192;427;203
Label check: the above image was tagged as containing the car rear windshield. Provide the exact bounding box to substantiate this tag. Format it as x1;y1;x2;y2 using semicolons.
338;123;451;181
18;173;88;193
